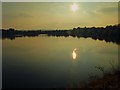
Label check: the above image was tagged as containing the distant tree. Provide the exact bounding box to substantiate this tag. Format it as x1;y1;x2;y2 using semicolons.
9;28;15;31
77;27;80;29
73;28;76;31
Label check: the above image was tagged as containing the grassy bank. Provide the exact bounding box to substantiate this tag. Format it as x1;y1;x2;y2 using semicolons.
83;71;119;88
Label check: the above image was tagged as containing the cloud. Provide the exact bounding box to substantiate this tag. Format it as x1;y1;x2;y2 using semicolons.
18;13;33;18
83;10;100;16
4;12;33;19
98;7;118;13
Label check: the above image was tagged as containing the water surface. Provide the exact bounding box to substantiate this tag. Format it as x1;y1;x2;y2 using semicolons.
3;36;118;88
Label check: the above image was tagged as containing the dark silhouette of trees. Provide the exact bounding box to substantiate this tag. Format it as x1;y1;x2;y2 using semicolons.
2;28;15;40
1;24;120;44
2;28;41;40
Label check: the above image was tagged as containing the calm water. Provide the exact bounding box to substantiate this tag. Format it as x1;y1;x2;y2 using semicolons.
3;36;118;88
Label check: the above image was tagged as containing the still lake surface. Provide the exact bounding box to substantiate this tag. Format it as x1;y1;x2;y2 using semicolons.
3;36;118;88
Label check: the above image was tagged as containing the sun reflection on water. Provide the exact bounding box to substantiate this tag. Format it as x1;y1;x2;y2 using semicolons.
72;48;77;60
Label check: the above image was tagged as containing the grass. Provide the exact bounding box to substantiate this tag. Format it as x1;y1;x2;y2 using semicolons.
67;60;119;89
82;60;119;88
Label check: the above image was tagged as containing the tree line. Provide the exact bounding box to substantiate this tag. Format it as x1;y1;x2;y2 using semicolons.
1;24;120;44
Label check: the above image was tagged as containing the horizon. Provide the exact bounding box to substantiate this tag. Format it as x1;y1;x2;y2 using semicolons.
2;2;118;30
2;24;119;31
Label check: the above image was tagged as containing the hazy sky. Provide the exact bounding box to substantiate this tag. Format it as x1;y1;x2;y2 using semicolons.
2;2;118;30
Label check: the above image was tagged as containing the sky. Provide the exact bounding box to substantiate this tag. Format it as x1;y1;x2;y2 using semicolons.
2;2;118;30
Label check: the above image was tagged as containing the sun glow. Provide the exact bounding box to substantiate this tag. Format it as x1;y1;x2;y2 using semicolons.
72;48;77;60
71;3;78;12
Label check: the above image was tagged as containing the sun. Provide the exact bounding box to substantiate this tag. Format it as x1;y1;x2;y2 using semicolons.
71;3;78;12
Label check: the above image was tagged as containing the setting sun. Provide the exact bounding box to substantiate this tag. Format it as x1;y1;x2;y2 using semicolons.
71;3;78;12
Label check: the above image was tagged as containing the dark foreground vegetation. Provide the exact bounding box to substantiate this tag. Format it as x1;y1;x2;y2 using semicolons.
85;71;119;88
67;71;119;89
67;62;120;89
1;24;120;44
82;67;119;88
